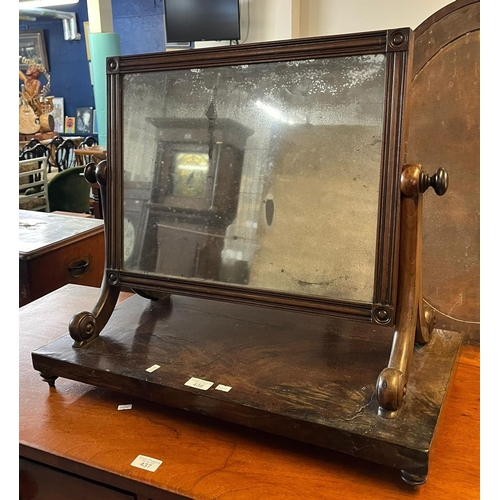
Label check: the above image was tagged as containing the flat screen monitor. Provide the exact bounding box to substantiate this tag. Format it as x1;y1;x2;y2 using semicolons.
164;0;240;43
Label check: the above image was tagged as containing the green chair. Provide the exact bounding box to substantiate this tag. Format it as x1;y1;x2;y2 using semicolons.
47;165;91;214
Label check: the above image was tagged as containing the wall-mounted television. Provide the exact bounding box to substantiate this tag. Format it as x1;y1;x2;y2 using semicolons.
163;0;241;43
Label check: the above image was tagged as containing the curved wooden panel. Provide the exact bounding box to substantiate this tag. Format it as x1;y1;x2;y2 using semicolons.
407;0;480;344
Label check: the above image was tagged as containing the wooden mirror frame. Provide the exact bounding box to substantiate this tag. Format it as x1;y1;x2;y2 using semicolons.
70;28;450;421
74;28;413;333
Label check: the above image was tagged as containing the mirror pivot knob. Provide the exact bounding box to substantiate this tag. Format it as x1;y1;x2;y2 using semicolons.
420;167;449;195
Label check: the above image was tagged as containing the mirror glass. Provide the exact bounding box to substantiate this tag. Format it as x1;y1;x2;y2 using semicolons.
122;54;386;303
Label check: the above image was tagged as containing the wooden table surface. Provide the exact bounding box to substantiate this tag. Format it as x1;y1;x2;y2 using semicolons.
19;210;103;258
74;146;107;158
19;285;480;500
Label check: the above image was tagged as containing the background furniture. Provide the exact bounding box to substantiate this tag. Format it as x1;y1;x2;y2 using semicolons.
76;147;107;219
75;143;106;165
19;157;50;212
19;135;87;174
407;0;480;344
46;134;64;173
46;165;92;214
19;142;51;165
76;135;99;166
20;284;479;500
19;211;104;306
19;135;85;152
54;137;77;171
19;138;41;154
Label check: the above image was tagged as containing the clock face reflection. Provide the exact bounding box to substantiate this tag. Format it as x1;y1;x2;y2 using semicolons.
172;152;209;198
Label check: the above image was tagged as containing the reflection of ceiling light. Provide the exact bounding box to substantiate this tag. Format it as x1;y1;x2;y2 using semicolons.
19;0;79;8
255;100;295;125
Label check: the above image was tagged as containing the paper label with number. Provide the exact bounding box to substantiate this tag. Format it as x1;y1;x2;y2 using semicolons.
184;377;214;390
130;455;162;472
215;384;232;392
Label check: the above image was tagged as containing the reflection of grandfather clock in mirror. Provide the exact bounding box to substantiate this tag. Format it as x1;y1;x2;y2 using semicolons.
136;114;253;281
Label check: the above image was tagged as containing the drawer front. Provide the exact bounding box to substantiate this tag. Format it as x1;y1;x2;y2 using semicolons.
20;458;136;500
20;232;105;306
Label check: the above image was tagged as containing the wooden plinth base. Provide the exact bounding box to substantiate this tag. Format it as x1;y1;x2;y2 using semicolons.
32;293;463;483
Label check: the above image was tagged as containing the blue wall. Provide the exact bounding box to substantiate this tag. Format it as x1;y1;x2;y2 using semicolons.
19;1;93;123
19;0;166;127
113;0;165;56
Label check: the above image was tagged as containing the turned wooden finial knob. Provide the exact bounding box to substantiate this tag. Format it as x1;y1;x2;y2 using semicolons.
420;167;449;196
84;162;97;184
95;160;108;187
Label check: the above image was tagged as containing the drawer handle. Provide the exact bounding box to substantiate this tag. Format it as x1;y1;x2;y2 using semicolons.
67;259;90;278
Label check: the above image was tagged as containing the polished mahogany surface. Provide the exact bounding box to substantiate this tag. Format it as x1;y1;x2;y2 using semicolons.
20;285;479;499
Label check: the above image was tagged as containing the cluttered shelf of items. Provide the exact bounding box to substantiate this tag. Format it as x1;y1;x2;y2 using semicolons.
19;55;105;218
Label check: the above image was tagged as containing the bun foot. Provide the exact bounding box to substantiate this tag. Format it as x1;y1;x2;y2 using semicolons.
39;372;58;387
401;470;427;486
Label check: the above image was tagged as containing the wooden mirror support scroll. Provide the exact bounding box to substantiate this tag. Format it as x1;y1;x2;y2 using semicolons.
32;28;462;486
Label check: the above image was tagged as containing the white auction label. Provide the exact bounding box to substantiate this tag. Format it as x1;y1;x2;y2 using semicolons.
215;384;232;392
117;404;132;410
131;455;162;472
146;364;161;373
184;377;214;390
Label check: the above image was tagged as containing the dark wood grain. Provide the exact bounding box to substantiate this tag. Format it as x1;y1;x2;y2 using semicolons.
110;31;389;74
20;285;479;499
32;287;462;481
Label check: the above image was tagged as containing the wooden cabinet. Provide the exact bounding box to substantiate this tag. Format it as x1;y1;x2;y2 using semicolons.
20;458;137;500
19;210;104;306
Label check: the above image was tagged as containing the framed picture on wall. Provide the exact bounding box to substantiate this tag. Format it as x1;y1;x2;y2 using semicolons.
19;30;49;71
49;97;65;133
76;107;94;134
65;116;75;134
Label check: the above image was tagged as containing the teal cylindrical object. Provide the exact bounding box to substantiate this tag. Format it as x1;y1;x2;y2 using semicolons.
88;33;121;147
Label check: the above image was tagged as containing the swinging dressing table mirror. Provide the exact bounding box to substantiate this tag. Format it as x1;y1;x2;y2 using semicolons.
32;28;461;486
